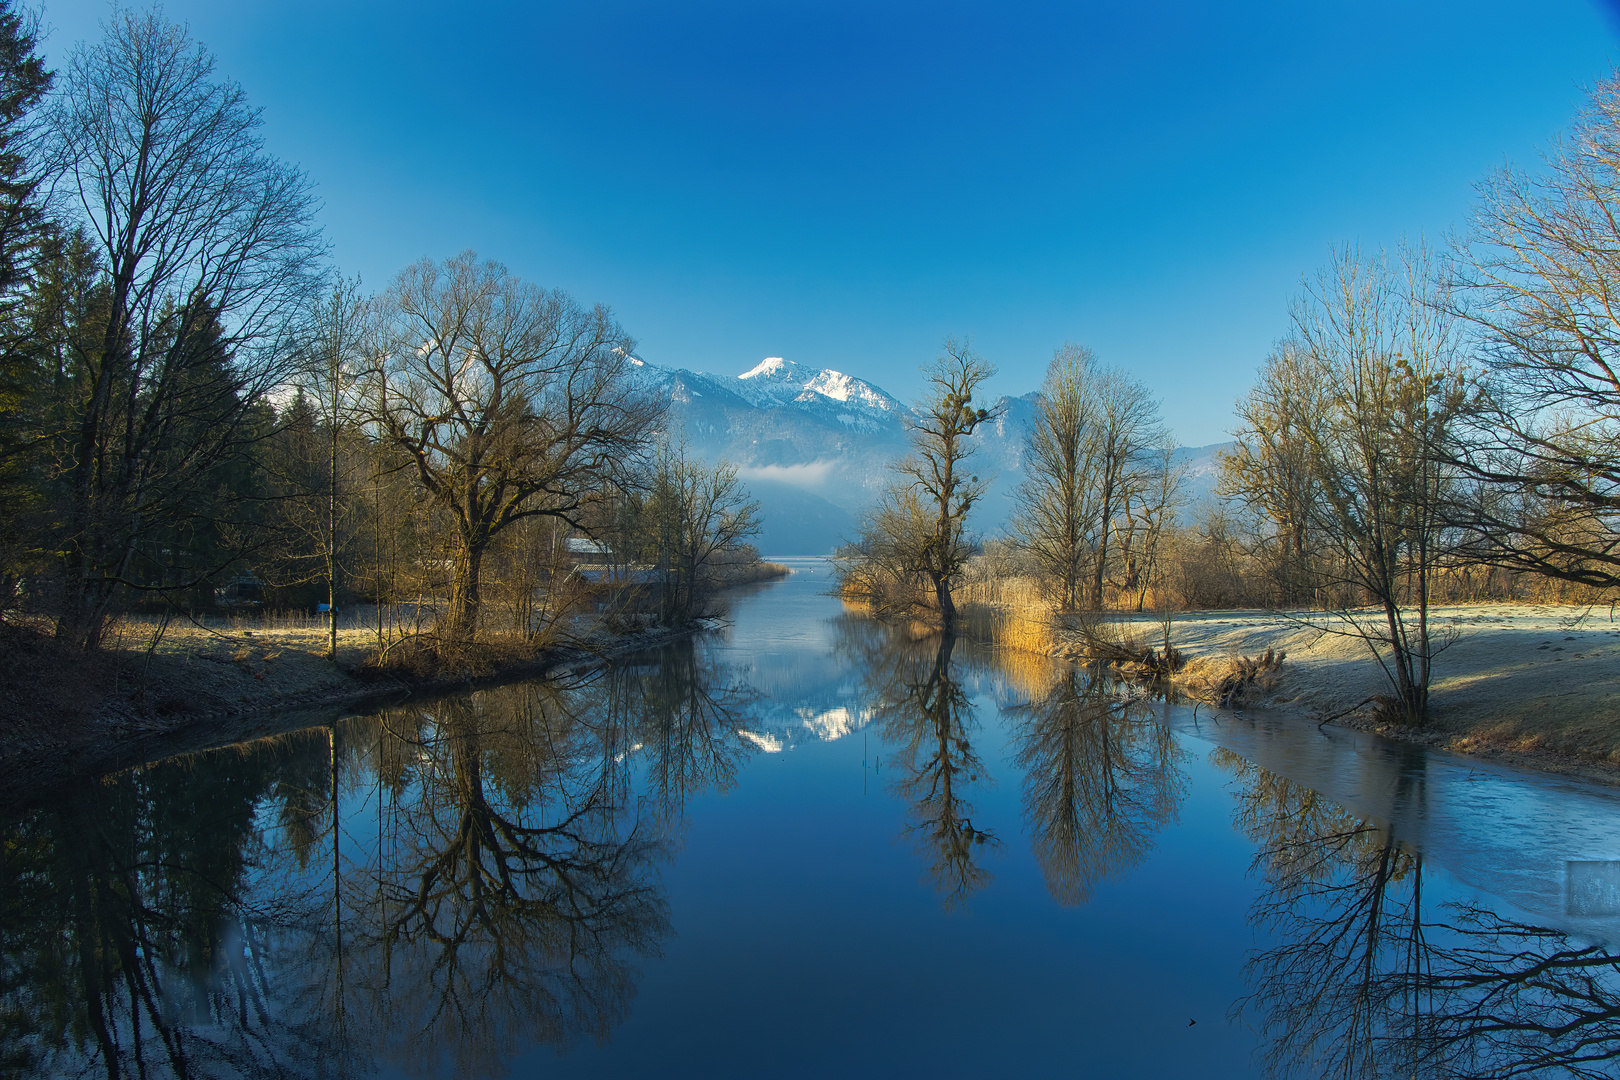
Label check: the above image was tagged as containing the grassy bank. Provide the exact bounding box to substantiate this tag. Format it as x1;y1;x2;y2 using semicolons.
942;576;1620;784
0;557;799;803
0;607;712;806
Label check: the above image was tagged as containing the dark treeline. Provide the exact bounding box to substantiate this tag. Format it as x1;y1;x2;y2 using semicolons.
0;8;763;668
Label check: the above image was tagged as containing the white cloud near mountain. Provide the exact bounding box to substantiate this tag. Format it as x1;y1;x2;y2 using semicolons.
734;461;838;487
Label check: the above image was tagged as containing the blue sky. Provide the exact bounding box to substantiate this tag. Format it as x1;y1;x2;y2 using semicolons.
37;1;1620;445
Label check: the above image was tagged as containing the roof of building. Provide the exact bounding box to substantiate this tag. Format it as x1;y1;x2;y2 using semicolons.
570;565;664;585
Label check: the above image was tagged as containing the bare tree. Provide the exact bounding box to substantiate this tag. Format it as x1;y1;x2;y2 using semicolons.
1116;443;1187;612
1220;342;1329;604
1227;245;1462;724
265;277;369;660
43;9;323;648
306;278;368;660
617;438;760;624
1087;364;1169;609
1445;73;1620;594
1012;343;1102;611
846;338;999;630
1012;344;1168;611
363;252;661;642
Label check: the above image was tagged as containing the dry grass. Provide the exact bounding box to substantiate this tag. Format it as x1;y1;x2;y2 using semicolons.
944;571;1620;775
953;572;1062;653
957;602;1059;655
1066;602;1620;778
707;560;792;588
1174;649;1287;709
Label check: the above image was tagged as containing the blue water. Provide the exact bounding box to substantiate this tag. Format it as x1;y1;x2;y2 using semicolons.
6;557;1620;1078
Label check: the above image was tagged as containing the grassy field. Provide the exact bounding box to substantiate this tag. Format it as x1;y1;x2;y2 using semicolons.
940;573;1620;784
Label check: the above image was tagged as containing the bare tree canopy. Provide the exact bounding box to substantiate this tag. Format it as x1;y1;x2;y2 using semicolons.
1447;73;1620;592
269;276;369;661
1013;343;1173;612
1225;244;1462;724
1013;343;1102;612
608;437;760;624
42;8;324;649
364;251;662;641
844;338;999;629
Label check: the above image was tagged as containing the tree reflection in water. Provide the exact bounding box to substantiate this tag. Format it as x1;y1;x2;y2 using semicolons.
1005;668;1187;906
1220;748;1620;1079
0;732;341;1078
853;626;998;909
352;686;670;1076
0;638;757;1078
580;638;759;842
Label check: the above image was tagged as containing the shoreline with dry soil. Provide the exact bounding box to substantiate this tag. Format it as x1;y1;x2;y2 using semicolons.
0;615;717;808
1051;603;1620;786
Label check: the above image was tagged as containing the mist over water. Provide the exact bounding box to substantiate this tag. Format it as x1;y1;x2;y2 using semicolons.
4;560;1619;1078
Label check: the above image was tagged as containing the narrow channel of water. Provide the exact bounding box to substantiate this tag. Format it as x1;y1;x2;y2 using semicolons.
4;557;1619;1078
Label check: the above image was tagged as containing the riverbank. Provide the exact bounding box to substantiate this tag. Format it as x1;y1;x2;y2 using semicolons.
0;613;712;805
708;559;792;587
1055;604;1620;785
0;561;800;801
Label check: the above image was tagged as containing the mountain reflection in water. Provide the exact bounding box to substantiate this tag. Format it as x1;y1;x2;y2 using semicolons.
3;574;1619;1078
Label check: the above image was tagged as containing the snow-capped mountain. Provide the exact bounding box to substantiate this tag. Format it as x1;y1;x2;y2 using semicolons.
626;355;1228;555
627;356;915;553
730;356;906;421
629;355;908;433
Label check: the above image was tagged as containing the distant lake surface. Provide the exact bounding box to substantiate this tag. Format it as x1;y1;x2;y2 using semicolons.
6;558;1620;1078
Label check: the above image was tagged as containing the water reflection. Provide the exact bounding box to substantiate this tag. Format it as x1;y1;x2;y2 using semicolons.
582;640;759;840
354;689;670;1076
1221;748;1620;1078
1006;670;1187;906
840;622;998;909
0;736;339;1077
0;638;753;1079
8;597;1620;1078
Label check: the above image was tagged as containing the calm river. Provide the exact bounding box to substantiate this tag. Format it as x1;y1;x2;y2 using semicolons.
6;558;1620;1078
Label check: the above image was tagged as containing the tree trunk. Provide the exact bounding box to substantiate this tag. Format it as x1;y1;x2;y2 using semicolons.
448;543;484;642
57;532;129;651
934;572;957;630
327;407;339;663
1091;488;1113;611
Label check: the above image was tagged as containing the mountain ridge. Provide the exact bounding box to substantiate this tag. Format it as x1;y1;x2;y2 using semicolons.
629;356;1229;555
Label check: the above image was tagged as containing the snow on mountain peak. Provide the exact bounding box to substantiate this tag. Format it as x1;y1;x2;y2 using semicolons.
729;356;900;415
740;356;794;381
